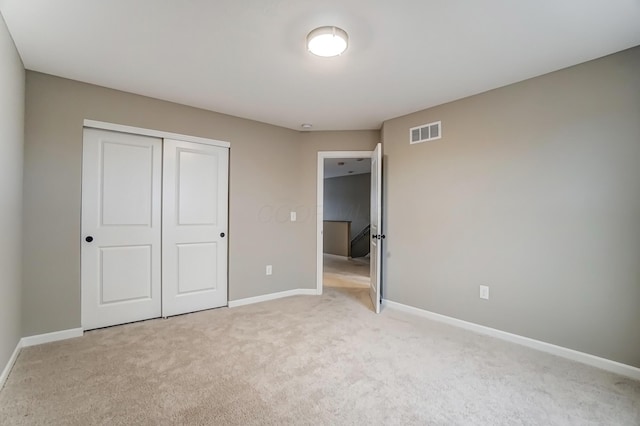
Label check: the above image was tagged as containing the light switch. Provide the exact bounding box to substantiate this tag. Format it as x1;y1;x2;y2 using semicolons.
290;211;297;222
480;285;489;300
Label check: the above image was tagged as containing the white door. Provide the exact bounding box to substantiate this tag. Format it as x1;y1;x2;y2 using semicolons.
81;129;162;330
162;139;229;317
370;143;383;313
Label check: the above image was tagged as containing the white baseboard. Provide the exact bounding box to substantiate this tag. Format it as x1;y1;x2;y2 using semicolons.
0;340;22;390
21;328;84;348
1;328;84;390
229;288;318;308
382;299;640;381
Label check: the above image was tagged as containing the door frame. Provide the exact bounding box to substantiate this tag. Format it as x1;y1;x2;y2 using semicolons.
316;151;374;295
83;119;230;148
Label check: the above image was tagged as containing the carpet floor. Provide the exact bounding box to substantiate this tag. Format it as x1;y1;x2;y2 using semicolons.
323;253;370;289
1;288;638;425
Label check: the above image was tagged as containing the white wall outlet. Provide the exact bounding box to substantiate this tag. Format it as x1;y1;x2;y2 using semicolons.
479;285;489;300
266;265;273;276
290;211;297;222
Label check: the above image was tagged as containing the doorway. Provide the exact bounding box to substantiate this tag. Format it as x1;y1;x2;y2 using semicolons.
317;146;383;312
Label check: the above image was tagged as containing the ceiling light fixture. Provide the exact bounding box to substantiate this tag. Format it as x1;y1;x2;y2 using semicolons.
301;123;313;130
307;26;348;57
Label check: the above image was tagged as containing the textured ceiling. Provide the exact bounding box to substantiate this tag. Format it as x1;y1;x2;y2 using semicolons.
1;0;639;131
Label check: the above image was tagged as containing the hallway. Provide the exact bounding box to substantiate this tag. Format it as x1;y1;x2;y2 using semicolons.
323;254;370;289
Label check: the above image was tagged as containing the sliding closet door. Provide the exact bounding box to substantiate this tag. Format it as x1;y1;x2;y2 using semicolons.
162;139;229;317
81;128;162;330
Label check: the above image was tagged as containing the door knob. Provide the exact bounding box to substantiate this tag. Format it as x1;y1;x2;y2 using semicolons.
220;232;226;238
85;236;94;242
372;234;377;239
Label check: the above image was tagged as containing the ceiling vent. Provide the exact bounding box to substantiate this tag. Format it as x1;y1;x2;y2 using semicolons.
410;121;441;144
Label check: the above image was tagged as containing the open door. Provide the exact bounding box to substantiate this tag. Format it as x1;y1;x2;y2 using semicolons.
370;143;383;313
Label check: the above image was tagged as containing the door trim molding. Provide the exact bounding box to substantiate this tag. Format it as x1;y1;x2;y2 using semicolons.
83;119;230;148
382;299;640;381
317;151;373;295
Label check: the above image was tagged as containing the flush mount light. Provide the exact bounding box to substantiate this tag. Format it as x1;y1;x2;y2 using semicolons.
301;123;313;130
307;26;348;57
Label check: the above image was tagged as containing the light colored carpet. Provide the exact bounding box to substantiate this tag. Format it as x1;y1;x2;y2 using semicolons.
323;253;370;289
1;288;639;425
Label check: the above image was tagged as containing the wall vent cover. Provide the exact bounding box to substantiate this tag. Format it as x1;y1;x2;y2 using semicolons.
410;121;441;144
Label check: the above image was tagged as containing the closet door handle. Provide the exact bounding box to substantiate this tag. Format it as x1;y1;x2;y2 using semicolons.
220;232;226;238
85;236;94;243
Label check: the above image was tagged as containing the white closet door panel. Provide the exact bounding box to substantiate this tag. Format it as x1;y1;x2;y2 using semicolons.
177;243;218;294
100;245;153;303
101;142;153;226
81;128;162;330
177;150;219;225
163;139;229;317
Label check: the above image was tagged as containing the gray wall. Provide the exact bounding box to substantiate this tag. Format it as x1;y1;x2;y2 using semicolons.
323;221;351;257
22;74;379;336
382;46;640;368
0;13;24;371
324;173;371;240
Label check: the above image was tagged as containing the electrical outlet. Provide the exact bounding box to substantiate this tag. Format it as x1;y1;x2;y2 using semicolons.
290;211;297;222
266;265;272;276
479;285;489;300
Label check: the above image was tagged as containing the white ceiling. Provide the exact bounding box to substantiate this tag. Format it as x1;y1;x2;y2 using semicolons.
1;1;639;131
324;158;371;179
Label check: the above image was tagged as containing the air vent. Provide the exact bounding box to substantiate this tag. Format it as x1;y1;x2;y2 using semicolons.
410;121;442;144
